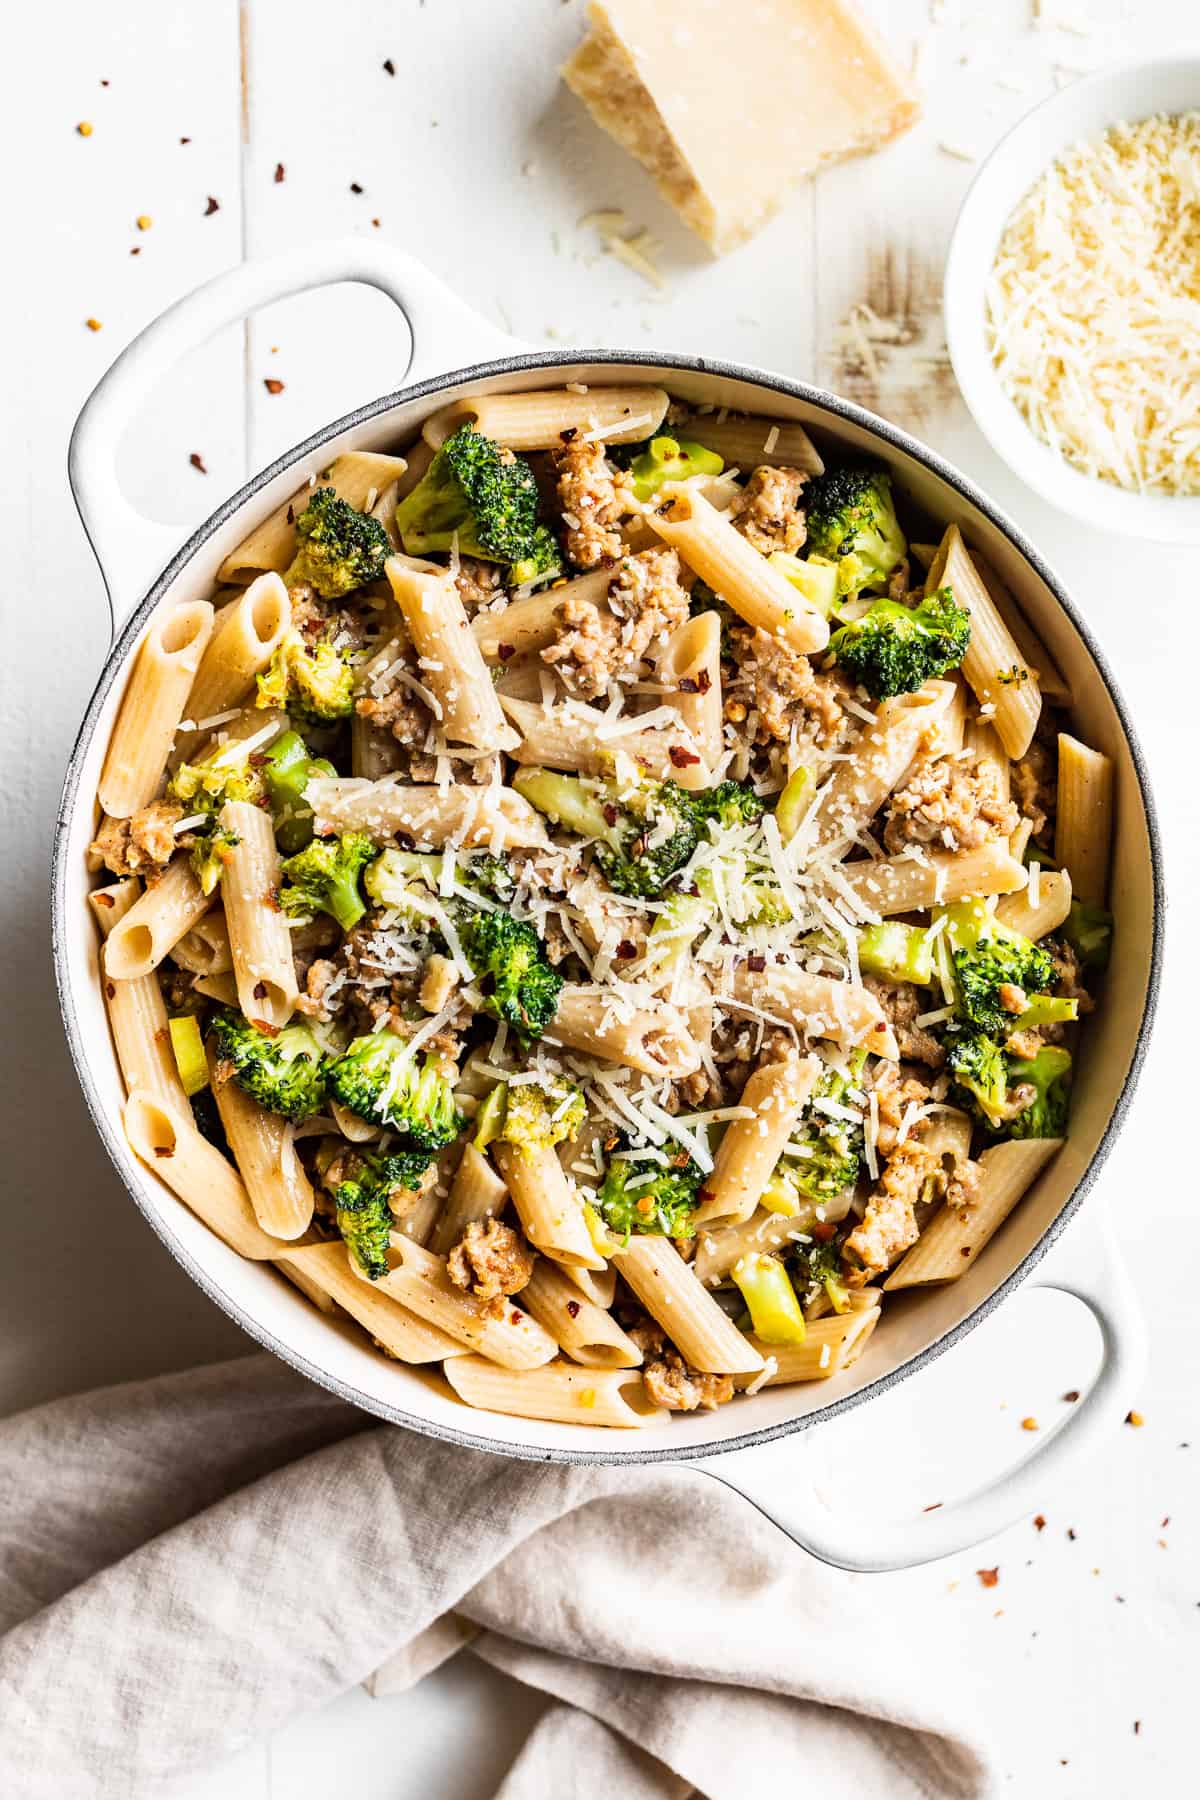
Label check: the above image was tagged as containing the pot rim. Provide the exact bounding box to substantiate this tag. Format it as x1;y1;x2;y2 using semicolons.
52;346;1166;1466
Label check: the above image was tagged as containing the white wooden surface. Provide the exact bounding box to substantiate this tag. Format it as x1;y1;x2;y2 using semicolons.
3;1;1196;1794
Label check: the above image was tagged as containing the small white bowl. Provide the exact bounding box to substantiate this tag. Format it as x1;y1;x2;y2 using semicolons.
944;57;1200;545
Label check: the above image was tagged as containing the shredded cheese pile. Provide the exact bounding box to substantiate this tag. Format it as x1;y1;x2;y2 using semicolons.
985;111;1200;496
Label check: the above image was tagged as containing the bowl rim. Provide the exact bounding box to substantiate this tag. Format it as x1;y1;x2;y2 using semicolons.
944;55;1200;543
53;346;1166;1466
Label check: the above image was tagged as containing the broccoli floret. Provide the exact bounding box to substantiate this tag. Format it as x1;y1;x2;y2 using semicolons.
1006;1046;1072;1140
326;1035;464;1147
499;1077;586;1159
366;847;517;912
394;424;552;583
945;1028;1011;1130
262;730;336;854
805;465;907;597
458;911;563;1040
167;738;269;895
329;1148;436;1280
792;1232;850;1313
625;434;724;501
513;767;699;899
208;1009;327;1121
1061;899;1113;971
508;525;563;589
689;779;765;831
827;589;971;701
279;832;378;932
257;631;355;722
952;925;1056;1037
768;1061;864;1204
284;487;391;598
596;1144;703;1239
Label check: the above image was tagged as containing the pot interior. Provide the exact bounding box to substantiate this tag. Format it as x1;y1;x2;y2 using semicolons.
57;356;1160;1462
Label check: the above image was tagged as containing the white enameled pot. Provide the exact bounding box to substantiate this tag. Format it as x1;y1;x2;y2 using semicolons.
54;240;1162;1571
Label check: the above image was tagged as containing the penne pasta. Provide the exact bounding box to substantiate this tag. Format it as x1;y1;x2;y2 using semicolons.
885;1138;1064;1288
695;1054;823;1226
970;549;1070;705
385;554;517;752
123;1090;288;1261
996;867;1073;941
219;800;298;1029
99;602;215;817
169;911;233;976
305;775;549;849
492;1141;606;1270
422;386;670;451
694;1189;858;1286
171;574;290;763
648;487;830;654
615;1235;764;1375
366;1236;558;1369
518;1257;643;1367
1055;734;1113;907
350;712;408;780
656;610;723;789
207;1045;314;1240
500;694;705;781
428;1143;508;1256
103;856;212;981
276;1242;468;1362
548;986;702;1078
837;839;1027;917
730;965;898;1059
473;569;613;661
734;1305;881;1385
444;1357;666;1428
813;684;955;852
91;880;186;1107
926;525;1041;758
669;411;824;475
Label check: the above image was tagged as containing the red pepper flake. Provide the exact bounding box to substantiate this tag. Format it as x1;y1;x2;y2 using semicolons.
153;1145;175;1159
264;377;285;395
615;939;636;959
286;504;295;524
100;78;110;87
922;1502;942;1513
559;426;578;443
105;980;116;1000
383;58;396;75
85;318;103;332
1162;1515;1170;1528
253;981;267;1000
274;162;285;183
94;891;114;908
1063;1389;1081;1402
130;247;141;256
371;218;381;228
189;452;208;474
204;195;220;215
810;1220;837;1242
1125;1410;1145;1427
676;676;699;693
696;668;712;693
1133;1721;1141;1736
350;181;364;194
976;1567;999;1588
746;952;766;972
1067;1527;1077;1540
510;1310;521;1326
602;803;619;826
565;1299;581;1318
253;1018;280;1038
497;642;516;661
696;1187;714;1206
1021;1417;1039;1432
636;1196;654;1216
1034;1514;1046;1531
180;136;191;144
669;745;701;768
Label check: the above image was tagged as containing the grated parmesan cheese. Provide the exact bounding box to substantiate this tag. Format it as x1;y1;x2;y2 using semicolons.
986;111;1200;495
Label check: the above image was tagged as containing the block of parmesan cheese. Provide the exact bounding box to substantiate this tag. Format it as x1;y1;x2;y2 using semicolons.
562;0;921;255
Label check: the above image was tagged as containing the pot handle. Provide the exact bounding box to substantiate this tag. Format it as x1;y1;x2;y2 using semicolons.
67;237;523;628
690;1206;1146;1572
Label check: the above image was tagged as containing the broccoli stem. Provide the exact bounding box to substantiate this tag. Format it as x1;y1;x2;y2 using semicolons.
512;768;614;843
1013;994;1078;1030
731;1253;807;1346
263;731;335;854
644;888;713;976
767;552;840;619
857;921;935;986
774;764;816;844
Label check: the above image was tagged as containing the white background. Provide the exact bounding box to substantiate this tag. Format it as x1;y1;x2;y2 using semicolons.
3;1;1196;1794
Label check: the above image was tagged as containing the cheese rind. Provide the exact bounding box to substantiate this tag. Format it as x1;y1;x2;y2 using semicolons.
562;0;921;255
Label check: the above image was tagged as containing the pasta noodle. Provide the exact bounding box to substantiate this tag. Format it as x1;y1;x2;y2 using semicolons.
668;411;824;476
217;451;409;584
445;1357;666;1427
422;386;670;451
884;1139;1063;1288
926;525;1042;758
386;554;517;752
219;800;298;1028
1055;734;1113;907
170;575;290;764
98;602;214;816
207;1045;314;1240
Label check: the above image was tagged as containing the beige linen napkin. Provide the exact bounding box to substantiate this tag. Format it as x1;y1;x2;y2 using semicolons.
0;1354;996;1798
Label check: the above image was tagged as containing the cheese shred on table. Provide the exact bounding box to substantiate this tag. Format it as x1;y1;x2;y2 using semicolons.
985;111;1200;496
